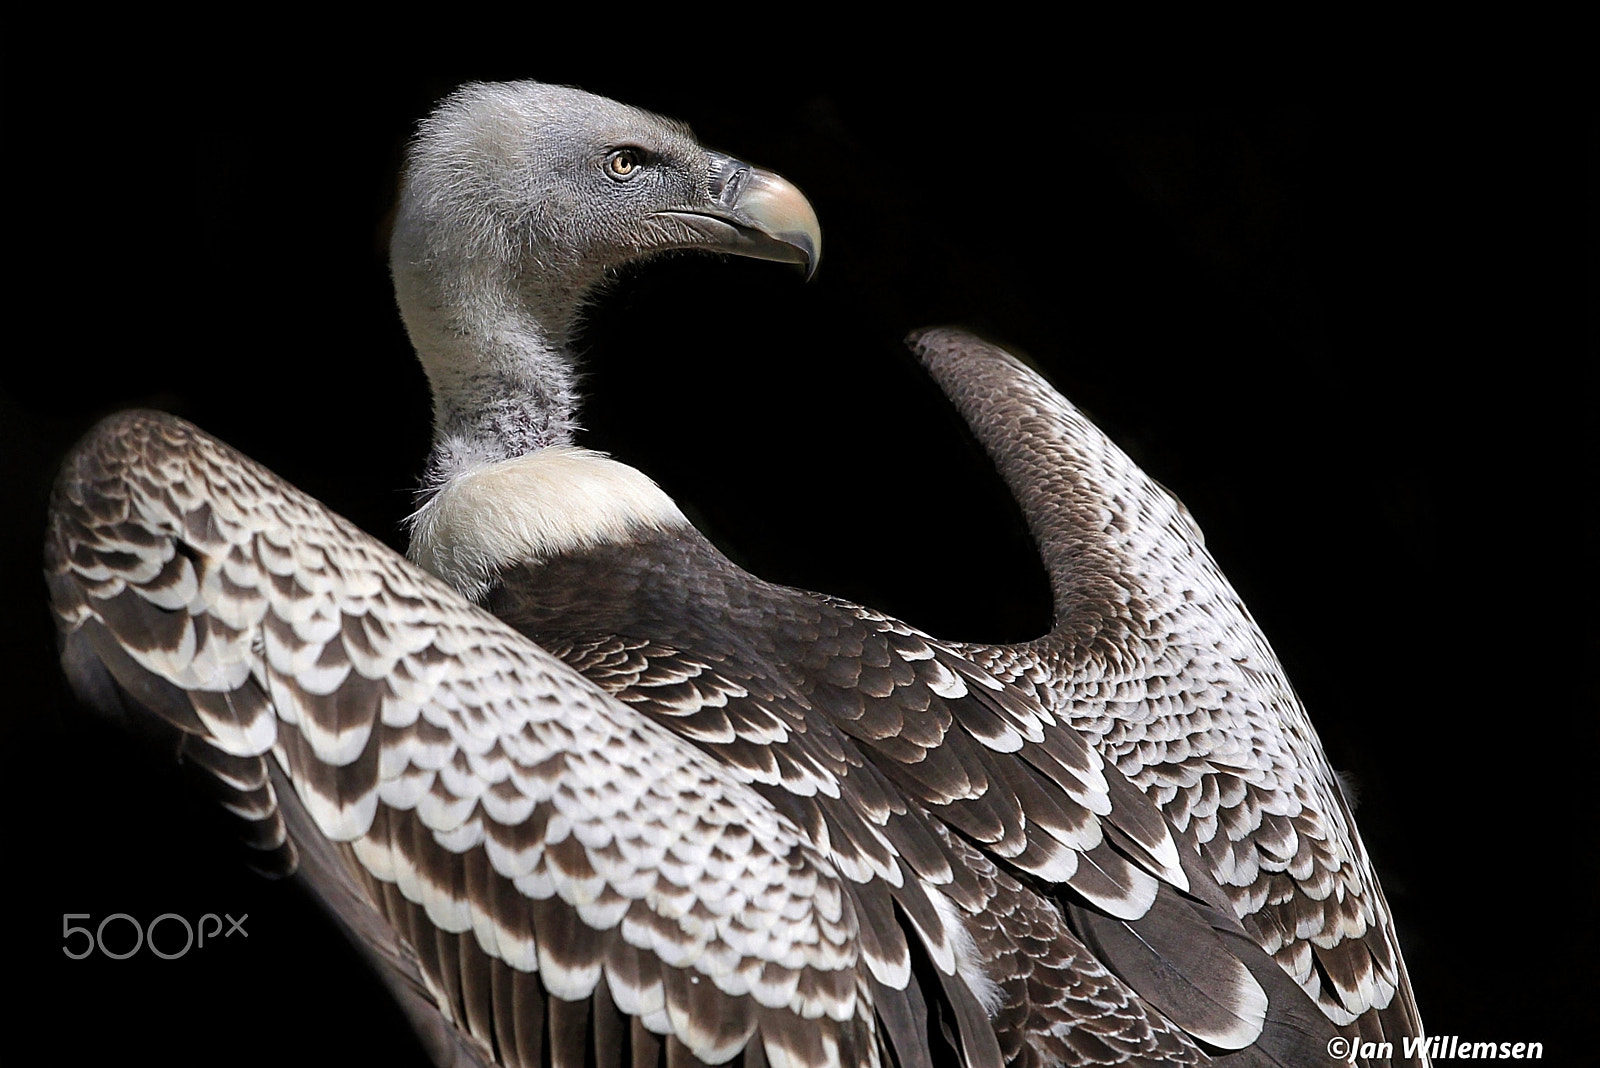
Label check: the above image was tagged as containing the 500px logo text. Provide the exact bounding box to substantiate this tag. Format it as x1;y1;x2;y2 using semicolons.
62;912;248;960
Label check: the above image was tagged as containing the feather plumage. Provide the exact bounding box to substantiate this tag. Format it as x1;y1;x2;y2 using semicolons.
910;327;1427;1064
49;411;883;1068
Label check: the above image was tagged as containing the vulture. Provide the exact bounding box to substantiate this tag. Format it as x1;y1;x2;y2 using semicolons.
45;81;1426;1068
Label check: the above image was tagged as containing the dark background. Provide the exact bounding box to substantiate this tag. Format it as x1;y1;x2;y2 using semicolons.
3;59;1587;1064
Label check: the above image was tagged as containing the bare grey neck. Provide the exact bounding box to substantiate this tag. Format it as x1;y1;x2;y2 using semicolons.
395;240;598;495
418;326;581;492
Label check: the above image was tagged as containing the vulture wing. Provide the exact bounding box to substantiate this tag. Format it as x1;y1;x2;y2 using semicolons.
489;538;1341;1065
46;410;882;1068
908;327;1426;1063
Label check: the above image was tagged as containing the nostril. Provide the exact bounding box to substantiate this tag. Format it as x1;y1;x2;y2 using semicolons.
714;165;748;206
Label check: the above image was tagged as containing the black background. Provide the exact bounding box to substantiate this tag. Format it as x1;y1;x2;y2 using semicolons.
3;55;1588;1065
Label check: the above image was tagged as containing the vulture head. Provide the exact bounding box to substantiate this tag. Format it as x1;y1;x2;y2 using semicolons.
391;81;820;482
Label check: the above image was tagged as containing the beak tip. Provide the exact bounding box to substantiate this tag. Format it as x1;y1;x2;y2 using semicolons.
796;236;820;281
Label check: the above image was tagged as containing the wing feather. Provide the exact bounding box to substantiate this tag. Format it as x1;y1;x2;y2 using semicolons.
46;410;881;1068
910;327;1426;1058
494;555;1326;1065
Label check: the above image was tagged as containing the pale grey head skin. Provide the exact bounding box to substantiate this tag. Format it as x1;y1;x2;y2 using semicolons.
391;81;819;490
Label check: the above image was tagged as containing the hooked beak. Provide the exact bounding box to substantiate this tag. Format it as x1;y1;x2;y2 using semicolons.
654;150;821;280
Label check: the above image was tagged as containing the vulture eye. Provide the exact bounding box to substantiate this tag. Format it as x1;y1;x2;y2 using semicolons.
606;149;643;180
